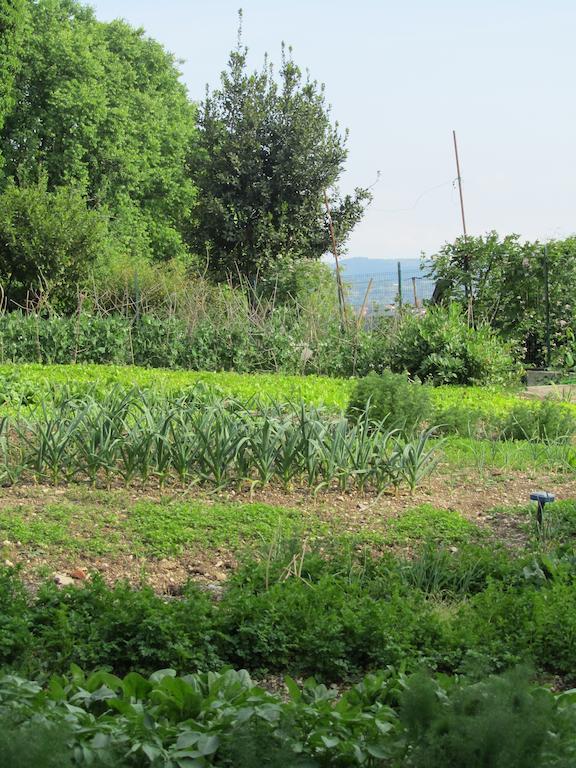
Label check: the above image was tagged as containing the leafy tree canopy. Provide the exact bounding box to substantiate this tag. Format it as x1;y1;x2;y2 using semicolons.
0;0;197;262
0;0;30;159
191;22;370;281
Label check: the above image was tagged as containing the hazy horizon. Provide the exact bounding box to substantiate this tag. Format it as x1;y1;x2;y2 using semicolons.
89;0;576;260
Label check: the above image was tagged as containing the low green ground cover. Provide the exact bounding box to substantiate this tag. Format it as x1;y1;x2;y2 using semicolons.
1;497;576;682
0;497;478;564
7;362;575;429
0;362;553;416
0;500;314;560
430;385;521;418
363;504;480;547
442;435;576;472
127;501;312;557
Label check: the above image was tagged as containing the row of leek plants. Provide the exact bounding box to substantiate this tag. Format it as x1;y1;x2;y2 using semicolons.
0;387;439;492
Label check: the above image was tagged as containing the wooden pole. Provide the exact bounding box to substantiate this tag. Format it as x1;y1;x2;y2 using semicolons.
453;130;467;239
324;190;347;330
453;130;472;320
543;244;551;368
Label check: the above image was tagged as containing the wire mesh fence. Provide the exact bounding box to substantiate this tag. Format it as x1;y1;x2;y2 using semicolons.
341;263;436;317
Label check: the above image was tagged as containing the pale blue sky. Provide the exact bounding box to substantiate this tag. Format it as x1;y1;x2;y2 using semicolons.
90;0;576;259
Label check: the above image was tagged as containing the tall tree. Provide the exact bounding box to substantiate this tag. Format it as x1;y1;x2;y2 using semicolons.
1;0;197;262
191;30;370;281
0;0;30;172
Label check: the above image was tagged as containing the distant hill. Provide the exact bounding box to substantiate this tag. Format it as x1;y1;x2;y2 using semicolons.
333;257;428;279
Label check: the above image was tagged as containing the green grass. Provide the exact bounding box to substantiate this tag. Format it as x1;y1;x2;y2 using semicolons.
442;436;576;472
0;496;317;562
0;503;120;555
0;493;483;567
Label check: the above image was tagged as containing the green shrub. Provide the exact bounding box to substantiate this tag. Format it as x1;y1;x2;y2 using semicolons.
451;578;576;678
0;313;130;365
0;178;111;313
532;582;576;675
388;304;519;385
346;370;432;430
0;719;77;768
500;399;576;443
217;576;444;680
131;315;189;369
433;405;485;436
0;568;31;666
1;543;576;683
0;310;378;376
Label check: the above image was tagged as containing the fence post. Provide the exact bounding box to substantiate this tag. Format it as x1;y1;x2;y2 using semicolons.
411;276;418;307
397;261;403;308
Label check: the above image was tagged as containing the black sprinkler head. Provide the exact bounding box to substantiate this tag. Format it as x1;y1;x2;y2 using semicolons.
530;491;555;529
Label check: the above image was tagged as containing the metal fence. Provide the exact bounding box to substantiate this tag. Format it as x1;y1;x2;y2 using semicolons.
342;263;436;316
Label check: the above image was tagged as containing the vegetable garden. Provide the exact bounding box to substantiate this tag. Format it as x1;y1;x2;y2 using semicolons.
3;0;576;762
1;364;576;766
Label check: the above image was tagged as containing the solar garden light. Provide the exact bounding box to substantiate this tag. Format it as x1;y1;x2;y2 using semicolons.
530;491;555;532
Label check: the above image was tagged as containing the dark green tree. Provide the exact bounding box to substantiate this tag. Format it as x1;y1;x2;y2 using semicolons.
191;27;370;281
1;0;197;262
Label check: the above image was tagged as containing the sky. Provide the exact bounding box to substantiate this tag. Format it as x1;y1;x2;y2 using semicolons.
90;0;576;260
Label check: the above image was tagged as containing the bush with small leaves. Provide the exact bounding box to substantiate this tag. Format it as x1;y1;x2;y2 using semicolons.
346;370;431;432
387;304;519;386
